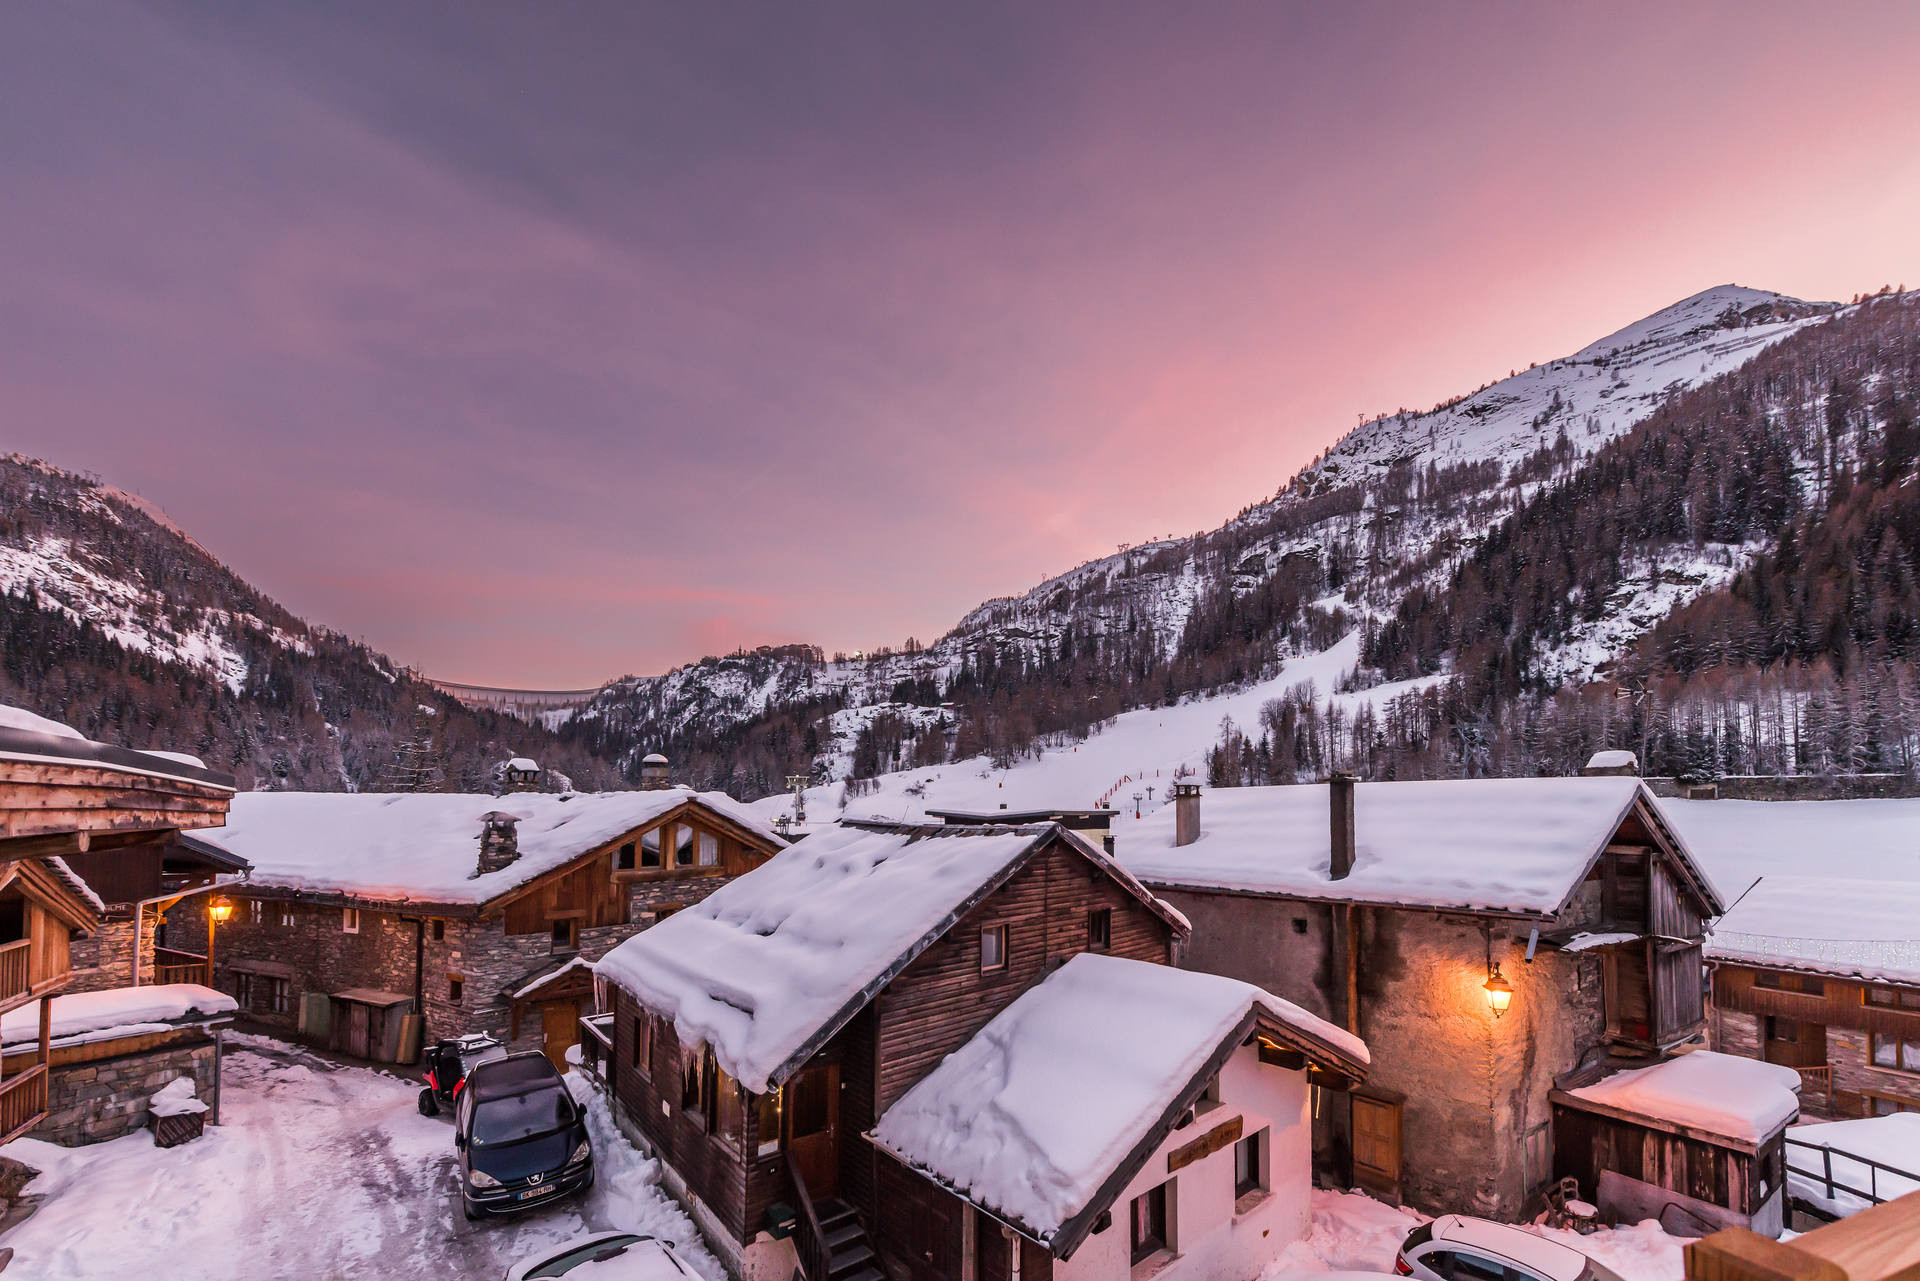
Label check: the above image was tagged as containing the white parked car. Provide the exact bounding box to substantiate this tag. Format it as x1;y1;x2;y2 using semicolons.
507;1231;702;1281
1395;1216;1624;1281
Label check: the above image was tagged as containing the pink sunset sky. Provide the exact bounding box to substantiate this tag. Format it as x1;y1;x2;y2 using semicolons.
6;2;1920;687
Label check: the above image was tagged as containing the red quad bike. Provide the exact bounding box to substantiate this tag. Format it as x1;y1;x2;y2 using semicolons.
418;1032;505;1117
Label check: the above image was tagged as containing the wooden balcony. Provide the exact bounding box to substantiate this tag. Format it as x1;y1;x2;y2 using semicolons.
0;1063;48;1146
0;939;28;1007
155;946;209;987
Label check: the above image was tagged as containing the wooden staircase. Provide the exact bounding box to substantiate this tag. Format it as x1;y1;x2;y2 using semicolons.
816;1199;882;1281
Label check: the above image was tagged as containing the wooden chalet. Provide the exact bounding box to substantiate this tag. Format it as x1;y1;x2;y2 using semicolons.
0;712;236;1143
1113;762;1725;1223
180;774;784;1066
596;820;1367;1281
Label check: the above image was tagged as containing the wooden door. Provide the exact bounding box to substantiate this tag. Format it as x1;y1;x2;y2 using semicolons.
542;1000;583;1070
785;1064;839;1199
1763;1016;1827;1069
347;1002;371;1059
1351;1094;1402;1199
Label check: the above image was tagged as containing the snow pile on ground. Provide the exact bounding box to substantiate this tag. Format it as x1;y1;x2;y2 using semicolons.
873;953;1364;1241
1262;1190;1683;1281
148;1076;208;1118
1;1037;722;1281
597;823;1055;1092
0;983;236;1048
1567;1051;1801;1142
1785;1112;1920;1217
1708;875;1920;985
198;787;786;905
1115;776;1650;915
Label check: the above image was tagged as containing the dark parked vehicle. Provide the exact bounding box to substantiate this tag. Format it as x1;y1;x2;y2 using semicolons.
454;1052;593;1220
420;1031;505;1117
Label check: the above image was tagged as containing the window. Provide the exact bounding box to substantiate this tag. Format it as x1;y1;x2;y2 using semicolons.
277;903;294;928
1522;1123;1552;1194
448;976;464;1005
980;924;1009;973
1870;1031;1920;1073
342;908;360;934
1755;971;1824;996
233;972;254;1008
1865;1092;1920;1116
552;918;580;952
674;824;694;867
631;1014;653;1075
264;976;289;1015
616;841;637;871
247;899;263;926
712;1057;740;1137
1234;1128;1266;1200
1865;986;1920;1011
1128;1181;1169;1265
1766;1016;1801;1045
753;1089;782;1157
681;1047;704;1116
697;831;719;867
1087;908;1112;952
430;918;445;941
640;829;663;869
1442;1253;1510;1281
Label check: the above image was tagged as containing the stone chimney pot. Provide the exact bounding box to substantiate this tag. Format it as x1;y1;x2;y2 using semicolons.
1329;772;1356;880
477;810;522;875
1172;783;1202;847
640;752;671;791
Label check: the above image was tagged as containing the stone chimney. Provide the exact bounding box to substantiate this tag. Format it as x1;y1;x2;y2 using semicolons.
1329;771;1356;880
1581;750;1640;778
477;811;522;875
1172;783;1202;847
640;752;671;791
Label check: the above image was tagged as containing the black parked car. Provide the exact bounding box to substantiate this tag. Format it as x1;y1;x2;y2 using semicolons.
454;1052;594;1220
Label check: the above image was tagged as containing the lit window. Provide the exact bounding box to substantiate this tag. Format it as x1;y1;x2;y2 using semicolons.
342;908;360;934
980;924;1009;973
247;900;263;926
277;903;294;928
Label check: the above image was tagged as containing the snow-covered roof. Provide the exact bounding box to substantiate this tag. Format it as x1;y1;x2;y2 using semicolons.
1114;778;1711;916
595;822;1184;1093
1708;875;1920;985
1565;1050;1801;1144
507;757;539;772
0;704;83;740
1585;750;1639;772
43;856;107;915
195;787;785;909
1663;797;1920;901
0;703;236;792
0;983;236;1048
870;953;1366;1248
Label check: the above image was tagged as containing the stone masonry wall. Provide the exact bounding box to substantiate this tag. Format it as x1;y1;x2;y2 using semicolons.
38;1035;218;1146
66;913;158;993
1162;886;1607;1221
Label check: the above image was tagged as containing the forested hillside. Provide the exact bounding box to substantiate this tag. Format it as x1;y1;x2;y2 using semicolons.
0;456;619;791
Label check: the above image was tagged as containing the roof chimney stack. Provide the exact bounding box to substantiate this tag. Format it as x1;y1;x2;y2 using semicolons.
1329;771;1356;880
1172;783;1202;847
1581;750;1639;778
640;752;671;791
477;811;522;875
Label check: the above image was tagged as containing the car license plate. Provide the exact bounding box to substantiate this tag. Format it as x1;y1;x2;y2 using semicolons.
518;1184;556;1201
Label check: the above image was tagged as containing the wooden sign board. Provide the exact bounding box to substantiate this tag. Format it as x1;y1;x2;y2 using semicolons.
1168;1114;1243;1174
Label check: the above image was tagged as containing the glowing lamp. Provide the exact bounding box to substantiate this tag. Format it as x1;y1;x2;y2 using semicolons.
1483;962;1514;1018
208;897;235;924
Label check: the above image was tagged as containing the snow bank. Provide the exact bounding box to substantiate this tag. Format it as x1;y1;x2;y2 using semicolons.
1116;777;1660;915
1568;1051;1801;1143
597;823;1054;1092
149;1077;208;1118
1709;875;1920;984
196;788;785;906
872;953;1364;1240
1785;1112;1920;1216
0;983;235;1047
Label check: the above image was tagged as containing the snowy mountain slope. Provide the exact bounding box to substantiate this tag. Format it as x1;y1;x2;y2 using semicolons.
569;286;1837;791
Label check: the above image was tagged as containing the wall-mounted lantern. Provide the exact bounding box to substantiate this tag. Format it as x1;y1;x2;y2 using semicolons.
1484;961;1514;1018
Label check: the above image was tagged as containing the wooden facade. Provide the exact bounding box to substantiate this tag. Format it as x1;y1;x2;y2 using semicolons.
607;828;1182;1281
1713;964;1920;1119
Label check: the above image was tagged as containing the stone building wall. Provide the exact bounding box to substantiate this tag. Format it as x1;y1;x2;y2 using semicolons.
171;868;742;1050
1645;774;1920;801
38;1034;219;1147
65;912;158;993
1161;886;1607;1221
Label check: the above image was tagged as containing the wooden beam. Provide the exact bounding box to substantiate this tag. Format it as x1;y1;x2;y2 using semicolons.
1684;1230;1841;1281
0;832;85;863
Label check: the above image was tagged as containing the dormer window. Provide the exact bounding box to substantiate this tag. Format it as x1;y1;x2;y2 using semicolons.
641;830;663;869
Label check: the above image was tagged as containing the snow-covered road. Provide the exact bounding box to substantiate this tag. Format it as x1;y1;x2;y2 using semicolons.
2;1036;721;1281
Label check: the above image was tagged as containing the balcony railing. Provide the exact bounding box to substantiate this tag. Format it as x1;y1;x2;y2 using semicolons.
1796;1064;1835;1110
0;939;29;1005
0;1063;47;1144
155;947;209;986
